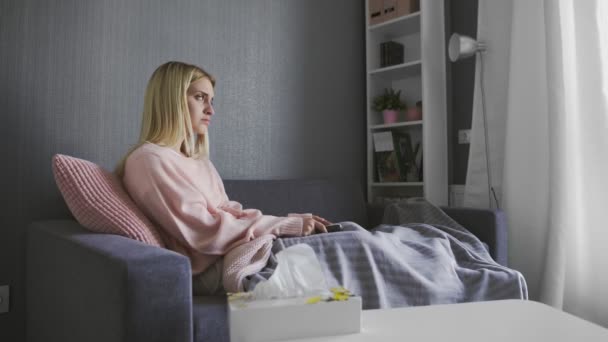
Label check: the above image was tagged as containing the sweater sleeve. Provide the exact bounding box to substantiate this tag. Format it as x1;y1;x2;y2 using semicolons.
217;200;245;218
124;153;303;255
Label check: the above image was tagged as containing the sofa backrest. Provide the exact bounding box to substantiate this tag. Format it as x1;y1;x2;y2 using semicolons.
223;179;368;227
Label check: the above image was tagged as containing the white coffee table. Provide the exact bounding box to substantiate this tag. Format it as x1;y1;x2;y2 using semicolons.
279;300;608;341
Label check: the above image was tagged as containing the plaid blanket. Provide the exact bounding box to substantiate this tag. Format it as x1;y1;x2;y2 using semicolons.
244;199;528;309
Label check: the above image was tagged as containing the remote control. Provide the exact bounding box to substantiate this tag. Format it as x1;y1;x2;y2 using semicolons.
325;224;343;233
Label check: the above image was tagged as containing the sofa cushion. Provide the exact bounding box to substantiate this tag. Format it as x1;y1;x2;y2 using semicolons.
52;154;165;247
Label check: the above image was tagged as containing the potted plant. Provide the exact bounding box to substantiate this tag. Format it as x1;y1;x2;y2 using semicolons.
405;100;423;121
372;88;407;124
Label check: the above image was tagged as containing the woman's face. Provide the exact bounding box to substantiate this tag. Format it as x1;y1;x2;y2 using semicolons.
187;77;215;135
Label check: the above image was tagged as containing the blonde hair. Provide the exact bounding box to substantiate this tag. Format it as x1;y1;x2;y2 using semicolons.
115;61;216;178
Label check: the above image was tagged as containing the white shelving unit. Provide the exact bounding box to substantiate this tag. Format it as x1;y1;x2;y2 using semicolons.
365;1;448;206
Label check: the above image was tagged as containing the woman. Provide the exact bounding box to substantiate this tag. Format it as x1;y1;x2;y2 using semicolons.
118;61;527;308
116;61;330;295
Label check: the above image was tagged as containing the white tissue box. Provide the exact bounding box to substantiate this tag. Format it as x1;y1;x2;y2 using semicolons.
228;289;362;342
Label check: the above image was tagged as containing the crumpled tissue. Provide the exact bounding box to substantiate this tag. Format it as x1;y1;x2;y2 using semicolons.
251;243;328;300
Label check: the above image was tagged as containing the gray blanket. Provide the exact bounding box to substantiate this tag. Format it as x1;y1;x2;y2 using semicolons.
244;199;528;309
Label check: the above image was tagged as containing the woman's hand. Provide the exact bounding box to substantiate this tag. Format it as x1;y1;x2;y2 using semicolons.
302;216;330;236
313;215;332;226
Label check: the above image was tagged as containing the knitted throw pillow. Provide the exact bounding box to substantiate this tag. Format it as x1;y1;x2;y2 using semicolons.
52;154;165;247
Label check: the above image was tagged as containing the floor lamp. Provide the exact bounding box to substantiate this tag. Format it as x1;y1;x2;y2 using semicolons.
448;33;499;209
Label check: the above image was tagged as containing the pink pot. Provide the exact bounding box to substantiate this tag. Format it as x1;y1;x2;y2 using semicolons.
405;107;422;121
382;110;399;124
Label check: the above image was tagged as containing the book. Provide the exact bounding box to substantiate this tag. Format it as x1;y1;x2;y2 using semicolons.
373;131;422;182
379;41;404;68
393;131;421;182
380;41;404;68
386;41;404;66
373;131;403;182
380;42;386;68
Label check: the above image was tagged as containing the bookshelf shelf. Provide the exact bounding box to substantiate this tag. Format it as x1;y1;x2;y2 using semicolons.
371;182;424;187
365;1;448;205
369;60;422;80
369;12;421;38
370;120;422;131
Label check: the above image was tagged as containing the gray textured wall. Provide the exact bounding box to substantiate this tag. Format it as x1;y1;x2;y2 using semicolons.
0;0;365;339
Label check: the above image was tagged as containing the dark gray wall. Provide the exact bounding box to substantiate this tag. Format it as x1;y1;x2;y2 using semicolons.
448;0;478;184
0;0;365;340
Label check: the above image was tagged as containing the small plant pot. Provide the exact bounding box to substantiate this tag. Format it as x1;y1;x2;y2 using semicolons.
382;110;400;124
405;107;422;121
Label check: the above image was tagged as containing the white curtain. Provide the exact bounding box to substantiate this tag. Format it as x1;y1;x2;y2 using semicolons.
466;0;608;327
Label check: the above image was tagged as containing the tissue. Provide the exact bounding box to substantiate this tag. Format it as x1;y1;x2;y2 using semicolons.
252;244;328;300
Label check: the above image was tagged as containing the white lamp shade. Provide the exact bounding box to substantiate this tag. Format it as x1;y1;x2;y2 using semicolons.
448;33;485;62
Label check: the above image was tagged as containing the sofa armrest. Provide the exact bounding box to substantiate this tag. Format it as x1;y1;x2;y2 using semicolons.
440;207;508;266
26;220;193;342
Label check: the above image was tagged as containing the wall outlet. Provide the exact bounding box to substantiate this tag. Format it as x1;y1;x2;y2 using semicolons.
0;285;8;313
458;129;471;144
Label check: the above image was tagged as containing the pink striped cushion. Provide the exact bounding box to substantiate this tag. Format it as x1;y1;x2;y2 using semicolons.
52;154;165;247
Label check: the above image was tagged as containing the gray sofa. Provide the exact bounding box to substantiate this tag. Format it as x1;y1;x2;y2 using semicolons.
26;179;507;342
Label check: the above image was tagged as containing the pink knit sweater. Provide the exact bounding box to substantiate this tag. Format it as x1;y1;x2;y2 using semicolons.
123;142;307;291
